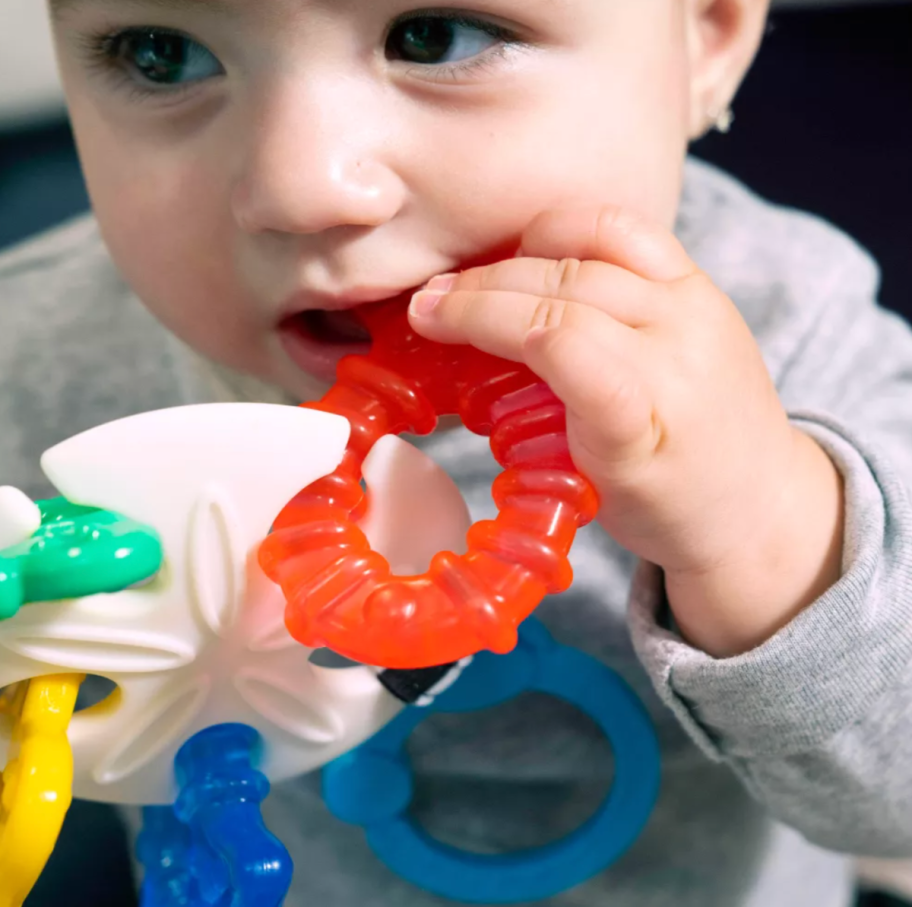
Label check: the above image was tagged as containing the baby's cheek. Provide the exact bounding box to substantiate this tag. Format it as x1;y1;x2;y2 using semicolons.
93;163;226;309
95;194;252;376
66;103;276;378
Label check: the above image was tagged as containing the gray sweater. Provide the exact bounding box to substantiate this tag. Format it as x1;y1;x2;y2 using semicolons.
2;158;912;907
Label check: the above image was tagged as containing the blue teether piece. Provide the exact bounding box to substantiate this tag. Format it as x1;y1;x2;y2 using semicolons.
137;805;199;907
138;724;293;907
323;618;660;903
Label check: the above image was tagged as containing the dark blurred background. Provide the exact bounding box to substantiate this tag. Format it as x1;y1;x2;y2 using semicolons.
1;3;910;907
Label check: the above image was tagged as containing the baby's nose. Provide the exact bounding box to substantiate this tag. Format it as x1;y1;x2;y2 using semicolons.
231;82;406;236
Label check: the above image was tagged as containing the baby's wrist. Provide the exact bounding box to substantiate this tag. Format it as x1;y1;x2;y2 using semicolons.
664;429;846;659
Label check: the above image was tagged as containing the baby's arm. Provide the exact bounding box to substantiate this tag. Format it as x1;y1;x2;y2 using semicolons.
630;264;912;857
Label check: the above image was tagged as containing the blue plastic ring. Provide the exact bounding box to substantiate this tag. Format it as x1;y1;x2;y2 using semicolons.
323;618;660;903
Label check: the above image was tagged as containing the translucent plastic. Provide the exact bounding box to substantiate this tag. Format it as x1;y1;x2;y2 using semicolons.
137;724;292;907
259;300;599;669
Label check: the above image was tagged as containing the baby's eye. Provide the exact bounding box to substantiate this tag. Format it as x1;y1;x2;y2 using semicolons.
108;29;223;87
386;14;507;67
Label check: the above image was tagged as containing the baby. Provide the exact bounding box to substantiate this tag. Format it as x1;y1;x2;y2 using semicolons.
2;0;911;904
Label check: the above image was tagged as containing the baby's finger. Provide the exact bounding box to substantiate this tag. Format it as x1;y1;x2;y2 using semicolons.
409;288;637;365
519;206;698;283
525;323;659;469
428;257;661;329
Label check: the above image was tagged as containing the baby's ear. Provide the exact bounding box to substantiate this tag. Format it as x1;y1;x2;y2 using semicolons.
683;0;772;140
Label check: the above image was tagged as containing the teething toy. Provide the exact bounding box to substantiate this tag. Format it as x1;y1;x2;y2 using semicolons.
0;488;41;551
261;299;600;669
324;618;660;904
0;497;163;621
0;406;392;805
0;673;83;907
0;290;662;906
139;723;292;906
0;497;164;906
0;404;474;808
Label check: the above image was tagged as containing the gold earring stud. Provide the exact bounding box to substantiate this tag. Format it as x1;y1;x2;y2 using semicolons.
710;105;735;134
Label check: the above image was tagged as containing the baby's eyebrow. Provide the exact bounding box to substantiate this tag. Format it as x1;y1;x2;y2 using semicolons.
49;0;231;18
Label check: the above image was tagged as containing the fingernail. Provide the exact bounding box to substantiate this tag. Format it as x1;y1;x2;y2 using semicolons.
426;273;458;292
410;290;444;317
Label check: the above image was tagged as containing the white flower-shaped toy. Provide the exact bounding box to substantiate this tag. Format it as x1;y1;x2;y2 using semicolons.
0;404;471;805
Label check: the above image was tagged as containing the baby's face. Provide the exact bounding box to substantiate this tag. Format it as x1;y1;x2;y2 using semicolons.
51;0;695;400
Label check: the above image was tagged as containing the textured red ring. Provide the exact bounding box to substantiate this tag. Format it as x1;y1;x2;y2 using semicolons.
258;301;598;669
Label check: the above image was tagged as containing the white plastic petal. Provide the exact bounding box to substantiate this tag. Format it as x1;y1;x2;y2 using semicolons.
359;434;470;575
0;486;41;550
0;404;472;804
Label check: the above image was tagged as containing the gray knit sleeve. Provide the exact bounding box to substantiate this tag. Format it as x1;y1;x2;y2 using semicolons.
629;274;912;857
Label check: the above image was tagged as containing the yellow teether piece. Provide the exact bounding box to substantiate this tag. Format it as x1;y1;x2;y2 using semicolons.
0;674;84;907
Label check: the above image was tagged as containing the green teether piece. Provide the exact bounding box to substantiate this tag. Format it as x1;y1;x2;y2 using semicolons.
0;497;163;620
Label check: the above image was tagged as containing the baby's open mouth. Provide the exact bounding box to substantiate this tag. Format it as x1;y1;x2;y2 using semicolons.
286;308;373;346
278;307;376;384
278;284;427;383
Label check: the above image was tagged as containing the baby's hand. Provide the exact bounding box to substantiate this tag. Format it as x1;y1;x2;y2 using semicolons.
410;206;843;655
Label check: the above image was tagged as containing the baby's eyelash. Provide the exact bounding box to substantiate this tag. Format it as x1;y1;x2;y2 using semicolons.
391;8;520;44
76;28;209;102
389;9;526;79
77;30;128;76
404;44;513;83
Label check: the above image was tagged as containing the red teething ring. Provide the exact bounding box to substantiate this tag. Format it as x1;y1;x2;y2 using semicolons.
258;300;599;669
